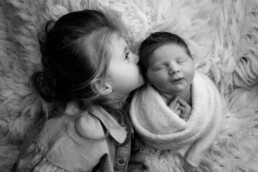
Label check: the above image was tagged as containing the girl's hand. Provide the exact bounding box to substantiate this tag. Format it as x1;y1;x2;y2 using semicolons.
178;98;191;121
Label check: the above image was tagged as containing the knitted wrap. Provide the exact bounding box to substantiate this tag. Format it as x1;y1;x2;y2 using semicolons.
130;71;223;166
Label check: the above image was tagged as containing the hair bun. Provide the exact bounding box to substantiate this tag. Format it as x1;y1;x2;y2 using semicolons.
31;71;57;102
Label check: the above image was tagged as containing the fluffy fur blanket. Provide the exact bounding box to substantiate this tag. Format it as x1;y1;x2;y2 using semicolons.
0;0;258;171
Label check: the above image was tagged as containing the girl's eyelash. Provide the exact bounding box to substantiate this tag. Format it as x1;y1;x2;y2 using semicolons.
125;52;129;59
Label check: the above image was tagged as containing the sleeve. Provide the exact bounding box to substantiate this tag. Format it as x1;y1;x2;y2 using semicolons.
13;114;115;172
11;119;72;172
12;140;45;172
11;124;46;172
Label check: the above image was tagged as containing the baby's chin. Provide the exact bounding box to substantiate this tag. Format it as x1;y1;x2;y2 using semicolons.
160;86;191;98
159;92;176;103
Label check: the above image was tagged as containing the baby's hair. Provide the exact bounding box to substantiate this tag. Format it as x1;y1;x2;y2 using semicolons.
139;32;192;80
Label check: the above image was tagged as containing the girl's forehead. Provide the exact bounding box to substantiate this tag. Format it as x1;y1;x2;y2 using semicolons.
110;32;127;49
111;32;125;42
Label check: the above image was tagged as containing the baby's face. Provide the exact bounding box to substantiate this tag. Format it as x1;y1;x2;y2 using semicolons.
146;43;194;97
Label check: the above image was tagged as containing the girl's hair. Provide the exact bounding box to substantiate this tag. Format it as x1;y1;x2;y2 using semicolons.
138;32;192;80
32;10;132;143
33;10;118;108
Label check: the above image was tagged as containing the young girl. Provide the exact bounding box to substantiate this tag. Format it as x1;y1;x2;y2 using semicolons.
130;32;223;171
12;10;144;172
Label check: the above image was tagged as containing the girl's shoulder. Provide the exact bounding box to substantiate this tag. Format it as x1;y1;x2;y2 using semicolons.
40;107;128;171
77;111;107;139
61;103;127;142
37;110;106;146
13;140;70;172
14;106;130;171
78;106;128;143
14;110;111;171
39;105;127;144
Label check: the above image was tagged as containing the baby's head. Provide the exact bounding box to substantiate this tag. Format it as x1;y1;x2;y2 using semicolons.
139;32;194;97
33;10;143;109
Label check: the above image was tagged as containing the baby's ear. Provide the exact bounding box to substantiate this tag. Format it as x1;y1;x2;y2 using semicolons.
92;79;112;95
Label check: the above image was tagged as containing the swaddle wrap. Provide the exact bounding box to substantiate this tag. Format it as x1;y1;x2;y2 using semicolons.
130;71;223;166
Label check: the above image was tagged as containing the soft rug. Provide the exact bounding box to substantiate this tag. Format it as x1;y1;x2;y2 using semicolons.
0;0;258;171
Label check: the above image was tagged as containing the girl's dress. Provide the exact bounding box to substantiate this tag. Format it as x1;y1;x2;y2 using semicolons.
12;105;132;172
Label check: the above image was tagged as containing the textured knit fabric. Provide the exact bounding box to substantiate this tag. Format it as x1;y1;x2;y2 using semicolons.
130;71;223;167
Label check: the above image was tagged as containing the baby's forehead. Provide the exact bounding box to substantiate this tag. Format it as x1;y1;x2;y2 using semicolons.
147;44;190;61
156;42;182;49
150;43;186;55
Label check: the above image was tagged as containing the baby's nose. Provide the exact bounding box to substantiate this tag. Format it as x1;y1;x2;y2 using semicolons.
168;63;180;75
169;69;180;75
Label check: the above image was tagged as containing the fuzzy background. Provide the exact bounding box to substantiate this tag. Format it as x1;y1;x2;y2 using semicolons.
0;0;258;171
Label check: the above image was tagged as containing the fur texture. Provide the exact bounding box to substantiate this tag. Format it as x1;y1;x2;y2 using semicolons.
0;0;258;171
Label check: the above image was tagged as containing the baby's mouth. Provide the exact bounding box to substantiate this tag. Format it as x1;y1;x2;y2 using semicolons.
171;77;184;82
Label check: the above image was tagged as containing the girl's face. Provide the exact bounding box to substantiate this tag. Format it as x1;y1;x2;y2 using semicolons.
106;33;144;98
146;44;194;98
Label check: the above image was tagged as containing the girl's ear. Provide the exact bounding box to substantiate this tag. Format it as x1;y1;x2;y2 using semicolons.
92;79;112;95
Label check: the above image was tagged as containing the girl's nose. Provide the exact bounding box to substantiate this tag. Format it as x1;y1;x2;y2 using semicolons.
132;54;139;63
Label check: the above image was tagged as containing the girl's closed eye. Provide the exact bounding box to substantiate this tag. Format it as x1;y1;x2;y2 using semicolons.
123;46;130;60
125;52;130;60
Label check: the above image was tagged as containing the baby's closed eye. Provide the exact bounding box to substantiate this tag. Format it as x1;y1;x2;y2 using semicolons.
152;65;166;71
